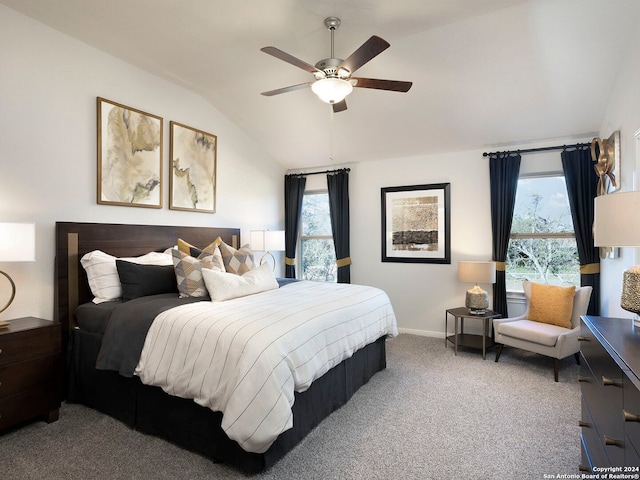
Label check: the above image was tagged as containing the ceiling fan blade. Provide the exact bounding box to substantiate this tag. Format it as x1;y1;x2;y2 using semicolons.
351;77;413;92
261;83;312;97
338;36;390;75
260;46;324;75
332;100;347;113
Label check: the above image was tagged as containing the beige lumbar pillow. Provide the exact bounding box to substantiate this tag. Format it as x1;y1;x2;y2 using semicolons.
528;283;576;329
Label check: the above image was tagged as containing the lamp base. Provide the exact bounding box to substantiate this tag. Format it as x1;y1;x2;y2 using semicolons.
259;251;276;271
465;286;489;316
0;270;16;314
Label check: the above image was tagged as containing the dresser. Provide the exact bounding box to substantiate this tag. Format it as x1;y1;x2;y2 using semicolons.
579;315;640;472
0;317;62;431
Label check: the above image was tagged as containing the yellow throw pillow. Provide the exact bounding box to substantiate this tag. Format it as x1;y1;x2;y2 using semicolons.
528;283;576;329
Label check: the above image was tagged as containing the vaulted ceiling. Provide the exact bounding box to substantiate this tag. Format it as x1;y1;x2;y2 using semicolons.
3;0;639;169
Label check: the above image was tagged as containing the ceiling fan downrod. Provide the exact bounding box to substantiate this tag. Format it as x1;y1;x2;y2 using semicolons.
324;17;341;59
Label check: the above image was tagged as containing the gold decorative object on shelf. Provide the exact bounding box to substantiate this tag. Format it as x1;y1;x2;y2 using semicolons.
591;130;620;196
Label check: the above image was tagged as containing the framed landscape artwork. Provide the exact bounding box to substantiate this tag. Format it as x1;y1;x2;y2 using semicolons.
381;183;451;264
169;121;217;213
97;97;163;208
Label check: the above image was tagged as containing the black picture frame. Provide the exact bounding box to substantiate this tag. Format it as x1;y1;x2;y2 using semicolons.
381;183;451;264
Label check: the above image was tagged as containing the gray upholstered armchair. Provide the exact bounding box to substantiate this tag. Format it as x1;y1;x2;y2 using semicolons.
493;280;593;382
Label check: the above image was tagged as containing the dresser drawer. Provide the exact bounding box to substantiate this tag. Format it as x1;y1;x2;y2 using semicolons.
624;372;640;461
0;321;61;367
580;352;625;448
0;354;61;398
581;394;608;469
0;385;60;430
580;322;623;385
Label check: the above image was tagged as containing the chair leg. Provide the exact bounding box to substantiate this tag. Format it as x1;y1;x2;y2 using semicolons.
553;358;559;382
495;343;504;362
574;352;580;365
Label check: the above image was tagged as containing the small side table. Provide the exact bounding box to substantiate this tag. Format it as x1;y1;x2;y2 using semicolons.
445;307;501;360
0;317;62;432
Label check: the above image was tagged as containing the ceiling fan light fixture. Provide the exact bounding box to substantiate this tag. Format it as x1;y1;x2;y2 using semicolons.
311;77;353;104
337;67;350;78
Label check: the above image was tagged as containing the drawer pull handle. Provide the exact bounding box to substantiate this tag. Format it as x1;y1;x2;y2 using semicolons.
604;435;624;447
624;410;640;422
578;336;588;342
578;375;589;383
578;420;590;428
579;465;590;473
602;376;622;387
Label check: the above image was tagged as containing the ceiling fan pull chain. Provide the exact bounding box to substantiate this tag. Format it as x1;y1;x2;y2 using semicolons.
329;108;335;161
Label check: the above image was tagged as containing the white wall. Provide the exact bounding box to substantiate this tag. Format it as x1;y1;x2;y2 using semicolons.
301;141;590;336
597;13;640;319
303;150;491;336
352;151;491;335
0;6;284;321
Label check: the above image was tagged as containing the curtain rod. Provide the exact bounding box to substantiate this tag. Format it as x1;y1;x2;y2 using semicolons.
482;142;591;157
286;168;350;177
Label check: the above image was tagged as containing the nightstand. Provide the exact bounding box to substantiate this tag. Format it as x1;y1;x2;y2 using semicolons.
445;307;501;359
0;317;62;431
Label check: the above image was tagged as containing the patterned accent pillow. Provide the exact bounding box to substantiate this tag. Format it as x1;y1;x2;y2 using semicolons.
177;237;222;256
218;241;255;275
527;283;576;329
172;249;222;298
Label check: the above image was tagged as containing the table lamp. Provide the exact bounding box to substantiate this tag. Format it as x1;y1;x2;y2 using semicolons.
594;191;640;325
0;222;36;314
250;230;285;271
458;261;496;315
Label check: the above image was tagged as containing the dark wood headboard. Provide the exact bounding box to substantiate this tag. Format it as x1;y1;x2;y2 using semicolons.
54;222;240;343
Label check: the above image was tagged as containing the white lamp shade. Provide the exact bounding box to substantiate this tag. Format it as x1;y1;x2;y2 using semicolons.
265;230;285;252
458;261;496;284
250;230;266;251
250;230;285;252
0;222;35;262
594;191;640;247
311;78;353;104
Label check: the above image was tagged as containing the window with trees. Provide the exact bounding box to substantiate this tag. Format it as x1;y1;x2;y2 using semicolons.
506;174;580;292
299;191;337;282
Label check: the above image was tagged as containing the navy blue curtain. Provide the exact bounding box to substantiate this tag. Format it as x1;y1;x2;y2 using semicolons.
284;175;306;278
561;147;600;315
490;153;521;317
327;169;351;283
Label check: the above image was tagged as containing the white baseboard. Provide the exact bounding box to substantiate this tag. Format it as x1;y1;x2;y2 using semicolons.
397;327;442;338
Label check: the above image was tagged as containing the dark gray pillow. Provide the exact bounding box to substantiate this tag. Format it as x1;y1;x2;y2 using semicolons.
115;260;178;301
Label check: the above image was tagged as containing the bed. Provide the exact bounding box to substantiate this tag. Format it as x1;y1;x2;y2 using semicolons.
55;221;397;472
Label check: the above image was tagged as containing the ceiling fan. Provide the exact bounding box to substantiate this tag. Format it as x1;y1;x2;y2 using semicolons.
260;17;413;113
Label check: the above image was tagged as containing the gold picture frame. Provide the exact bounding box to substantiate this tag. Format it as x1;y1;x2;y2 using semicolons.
169;121;217;213
97;97;163;208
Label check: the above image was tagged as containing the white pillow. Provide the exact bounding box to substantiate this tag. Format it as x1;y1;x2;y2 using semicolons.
202;262;279;302
81;250;173;303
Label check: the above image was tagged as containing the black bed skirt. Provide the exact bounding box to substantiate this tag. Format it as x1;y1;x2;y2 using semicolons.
67;329;387;473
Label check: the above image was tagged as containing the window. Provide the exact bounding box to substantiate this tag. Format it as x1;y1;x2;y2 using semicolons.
506;174;580;292
299;191;336;282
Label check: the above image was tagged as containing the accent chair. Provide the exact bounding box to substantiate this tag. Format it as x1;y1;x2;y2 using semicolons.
493;280;593;382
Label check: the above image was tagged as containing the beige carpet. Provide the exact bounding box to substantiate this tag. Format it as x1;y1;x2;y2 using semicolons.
0;334;580;479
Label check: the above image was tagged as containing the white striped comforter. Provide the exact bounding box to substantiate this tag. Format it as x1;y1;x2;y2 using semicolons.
134;281;397;453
